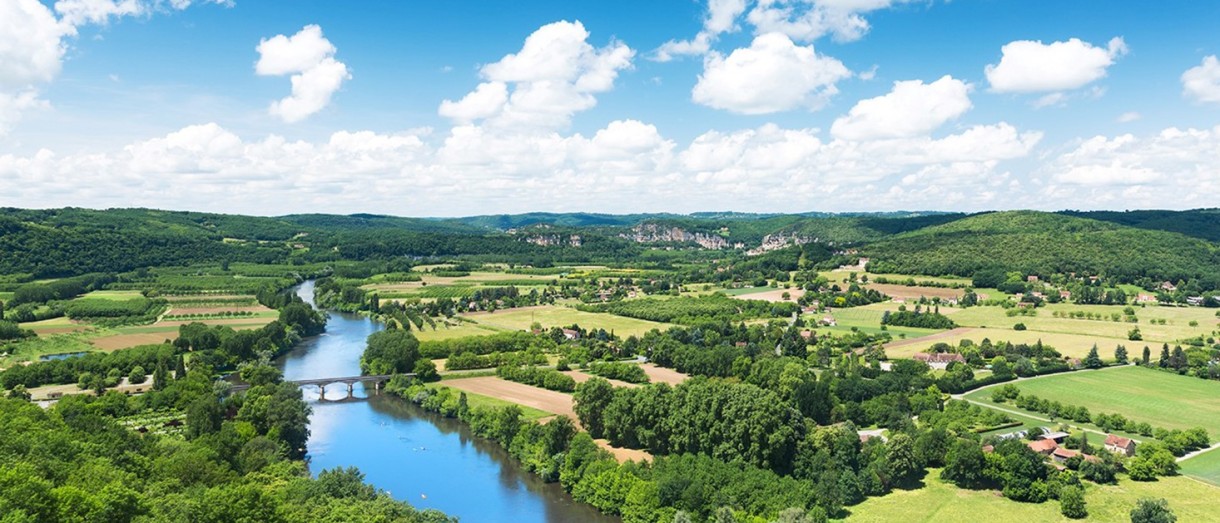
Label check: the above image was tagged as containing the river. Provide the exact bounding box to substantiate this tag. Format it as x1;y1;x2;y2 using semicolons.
276;281;615;523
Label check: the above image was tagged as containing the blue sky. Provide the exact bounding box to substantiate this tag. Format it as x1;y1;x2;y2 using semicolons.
1;0;1218;215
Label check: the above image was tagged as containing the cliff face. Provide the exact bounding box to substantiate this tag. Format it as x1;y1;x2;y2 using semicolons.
746;232;812;256
621;223;729;249
523;234;583;247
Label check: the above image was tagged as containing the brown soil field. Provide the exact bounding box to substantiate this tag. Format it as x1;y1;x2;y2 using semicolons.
730;288;805;303
562;370;638;389
89;333;176;350
640;363;690;385
443;376;577;420
882;327;977;352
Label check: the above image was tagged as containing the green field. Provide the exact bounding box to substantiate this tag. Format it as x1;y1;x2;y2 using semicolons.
815;303;942;340
964;366;1220;435
844;471;1220;522
885;301;1218;362
947;303;1218;344
720;286;775;296
80;290;146;300
0;332;97;368
821;270;972;286
413;322;510;342
1182;448;1220;487
412;305;673;342
886;327;1136;360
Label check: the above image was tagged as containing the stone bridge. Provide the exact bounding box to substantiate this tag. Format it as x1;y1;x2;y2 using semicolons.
230;373;413;400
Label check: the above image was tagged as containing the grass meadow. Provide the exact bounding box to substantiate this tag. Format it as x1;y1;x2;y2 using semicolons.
963;366;1220;435
844;471;1220;522
1181;447;1220;487
413;305;673;342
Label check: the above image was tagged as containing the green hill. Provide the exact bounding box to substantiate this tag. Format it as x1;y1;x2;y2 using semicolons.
1061;209;1220;242
863;211;1220;286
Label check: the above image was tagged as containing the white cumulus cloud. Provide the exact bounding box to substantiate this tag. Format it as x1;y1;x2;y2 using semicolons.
831;75;972;141
1182;55;1220;104
986;37;1127;93
1043;127;1220;207
0;0;70;132
256;25;350;123
692;32;850;114
438;20;634;129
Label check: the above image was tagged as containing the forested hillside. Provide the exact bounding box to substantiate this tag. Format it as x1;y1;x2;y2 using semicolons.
864;211;1220;286
1062;209;1220;242
3;208;1218;290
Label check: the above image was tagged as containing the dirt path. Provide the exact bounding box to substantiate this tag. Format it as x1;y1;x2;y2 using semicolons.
883;327;976;351
596;439;652;462
1178;443;1220;463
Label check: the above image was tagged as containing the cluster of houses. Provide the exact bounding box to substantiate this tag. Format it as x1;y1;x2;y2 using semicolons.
994;427;1138;469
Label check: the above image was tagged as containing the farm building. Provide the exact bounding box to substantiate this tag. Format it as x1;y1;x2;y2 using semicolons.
1028;439;1059;455
1051;447;1100;466
912;352;965;370
1104;434;1137;456
1037;429;1070;443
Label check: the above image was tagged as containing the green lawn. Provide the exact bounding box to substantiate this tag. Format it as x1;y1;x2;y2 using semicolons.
1182;447;1220;487
965;366;1220;435
843;471;1220;522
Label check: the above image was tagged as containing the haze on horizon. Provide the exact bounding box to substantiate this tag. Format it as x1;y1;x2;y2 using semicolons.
1;0;1218;216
